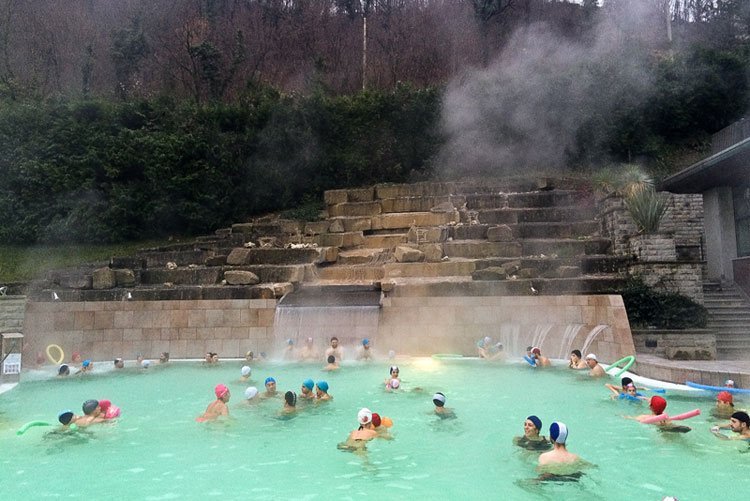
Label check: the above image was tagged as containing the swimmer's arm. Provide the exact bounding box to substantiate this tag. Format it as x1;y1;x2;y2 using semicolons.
711;426;730;440
605;384;621;397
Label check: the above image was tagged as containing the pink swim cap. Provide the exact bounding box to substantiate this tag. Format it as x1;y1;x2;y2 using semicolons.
98;400;111;412
215;384;229;399
389;378;400;389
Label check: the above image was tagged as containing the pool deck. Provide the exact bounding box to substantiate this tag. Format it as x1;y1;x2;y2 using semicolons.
0;383;17;396
636;354;750;388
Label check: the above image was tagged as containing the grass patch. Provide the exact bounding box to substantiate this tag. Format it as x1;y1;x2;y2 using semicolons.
0;240;173;283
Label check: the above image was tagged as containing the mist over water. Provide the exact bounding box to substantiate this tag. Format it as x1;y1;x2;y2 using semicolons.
438;7;661;176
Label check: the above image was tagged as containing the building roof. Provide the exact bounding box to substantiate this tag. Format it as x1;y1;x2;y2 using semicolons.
660;137;750;193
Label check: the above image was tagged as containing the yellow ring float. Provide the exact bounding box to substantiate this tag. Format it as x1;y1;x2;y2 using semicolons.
45;344;64;365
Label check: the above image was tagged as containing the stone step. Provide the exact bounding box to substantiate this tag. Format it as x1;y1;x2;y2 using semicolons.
316;232;365;248
137;249;212;268
477;207;597;225
716;350;750;360
370;211;459;230
326;217;372;233
140;264;309;286
465;190;594;210
385;276;624;297
520;238;611;256
337;249;391;265
379;195;465;213
443;240;523;259
362;234;408;249
474;255;629;275
314;266;385;281
714;334;750;341
384;261;476;278
512;221;599;239
327;201;382;218
225;247;329;265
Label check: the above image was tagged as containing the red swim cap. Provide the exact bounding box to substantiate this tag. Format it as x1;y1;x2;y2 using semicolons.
717;391;733;404
650;396;667;415
371;412;382;427
98;400;111;411
531;347;541;356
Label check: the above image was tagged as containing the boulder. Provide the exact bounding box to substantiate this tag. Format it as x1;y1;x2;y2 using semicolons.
224;270;260;285
420;243;444;262
113;269;136;287
394;246;424;263
92;267;116;290
486;225;514;242
227;248;252;265
328;219;345;233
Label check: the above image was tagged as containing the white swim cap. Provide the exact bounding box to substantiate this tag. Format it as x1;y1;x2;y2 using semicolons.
241;366;251;377
141;359;151;368
244;386;258;400
358;408;373;425
585;353;597;361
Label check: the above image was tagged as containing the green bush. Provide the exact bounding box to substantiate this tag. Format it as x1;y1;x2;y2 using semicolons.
619;277;708;329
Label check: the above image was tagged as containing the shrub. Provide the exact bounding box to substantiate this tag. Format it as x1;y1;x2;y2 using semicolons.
625;188;670;234
619;277;708;329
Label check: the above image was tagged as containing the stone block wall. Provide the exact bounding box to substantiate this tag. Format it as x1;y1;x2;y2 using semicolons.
629;263;704;303
632;329;716;359
0;295;25;334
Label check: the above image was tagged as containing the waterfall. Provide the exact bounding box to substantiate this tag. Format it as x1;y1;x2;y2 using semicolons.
557;324;585;359
529;324;554;353
580;324;610;356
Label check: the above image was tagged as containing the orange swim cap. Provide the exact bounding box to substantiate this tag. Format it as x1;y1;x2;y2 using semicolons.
381;416;393;428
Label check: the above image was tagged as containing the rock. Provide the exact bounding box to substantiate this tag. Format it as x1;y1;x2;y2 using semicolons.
329;219;345;233
304;221;330;236
501;260;522;276
430;201;455;213
517;267;538;279
224;270;260;285
259;237;277;248
486;224;514;242
205;255;228;266
113;269;136;287
166;261;178;270
394;246;424;263
227;248;252;265
420;243;444;262
92;267;116;290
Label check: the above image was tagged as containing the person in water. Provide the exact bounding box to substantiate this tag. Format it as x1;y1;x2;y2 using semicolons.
283;338;295;360
240;366;252;382
323;355;339;371
356;338;374;361
477;337;504;361
197;384;231;421
585;353;606;377
625;396;688;432
58;364;70;377
530;347;551;367
57;410;80;431
385;366;400;385
77;399;105;427
370;412;393;439
298;337;318;361
113;358;125;369
711;411;750;441
432;392;456;419
568;350;587;370
244;386;259;404
262;377;279;398
538;422;580;466
315;380;332;400
325;336;344;362
245;351;254;363
281;391;297;414
77;359;94;374
300;379;316;400
514;415;552;451
713;391;735;419
338;408;378;451
159;352;169;364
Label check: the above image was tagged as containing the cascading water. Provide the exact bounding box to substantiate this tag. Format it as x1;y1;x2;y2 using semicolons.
580;324;610;355
529;324;554;352
558;324;585;359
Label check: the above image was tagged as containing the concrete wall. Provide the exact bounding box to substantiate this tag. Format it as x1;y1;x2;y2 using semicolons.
0;295;25;334
704;187;737;281
22;294;636;365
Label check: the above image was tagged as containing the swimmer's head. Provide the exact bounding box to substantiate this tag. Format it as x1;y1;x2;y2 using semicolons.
141;359;150;368
241;366;252;377
388;350;396;359
526;415;542;432
621;377;633;387
58;410;75;425
357;407;373;425
731;411;750;428
316;380;329;393
650;396;667;415
526;346;533;354
113;358;124;368
531;347;541;356
327;355;336;364
285;391;297;406
389;365;399;376
432;392;446;407
725;379;735;388
388;378;400;389
371;412;382;427
58;364;70;376
362;338;370;346
245;351;254;360
159;352;169;362
244;386;258;400
286;338;294;345
625;384;637;395
717;391;733;405
82;399;99;416
302;378;314;391
215;384;230;400
265;377;277;389
330;337;339;347
482;336;491;347
585;353;597;367
571;349;582;359
549;421;568;444
82;359;91;368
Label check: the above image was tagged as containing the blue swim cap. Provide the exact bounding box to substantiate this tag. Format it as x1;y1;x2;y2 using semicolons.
265;377;276;385
527;415;542;431
82;359;91;368
302;379;314;390
549;421;568;444
287;338;294;345
316;380;329;392
363;338;369;345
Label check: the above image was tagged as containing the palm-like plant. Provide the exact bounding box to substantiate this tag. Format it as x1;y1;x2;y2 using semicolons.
625;187;669;234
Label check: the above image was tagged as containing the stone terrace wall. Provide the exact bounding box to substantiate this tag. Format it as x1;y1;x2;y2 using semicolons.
22;294;636;364
0;295;25;334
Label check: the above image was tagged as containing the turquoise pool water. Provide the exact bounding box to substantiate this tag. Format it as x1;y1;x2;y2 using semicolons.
1;359;748;500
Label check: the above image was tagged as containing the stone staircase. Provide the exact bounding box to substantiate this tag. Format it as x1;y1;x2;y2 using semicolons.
703;282;750;360
32;177;631;301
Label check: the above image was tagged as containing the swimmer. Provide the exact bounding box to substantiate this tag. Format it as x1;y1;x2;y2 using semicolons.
725;379;735;388
77;399;105;427
204;352;212;364
325;336;343;362
477;337;504;361
338;408;378;451
113;358;124;369
262;377;279;398
585;353;605;377
432;392;456;419
57;364;70;377
619;383;648;402
211;352;219;363
385;365;400;385
159;352;169;364
141;359;151;369
244;386;259;403
71;351;82;364
514;415;552;451
77;359;94;374
298;337;318;361
711;411;750;441
323;355;339;371
300;379;316;400
98;399;120;420
283;338;295;360
315;380;332;401
626;396;682;430
606;376;635;398
245;351;254;363
385;378;401;391
281;391;297;414
568;350;587;370
371;412;394;439
197;384;231;421
538;422;583;469
240;366;252;382
530;347;551;367
712;391;735;419
356;338;374;361
56;409;80;431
